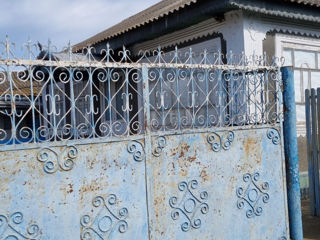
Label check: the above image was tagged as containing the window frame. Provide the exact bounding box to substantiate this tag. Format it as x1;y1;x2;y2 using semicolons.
276;34;320;104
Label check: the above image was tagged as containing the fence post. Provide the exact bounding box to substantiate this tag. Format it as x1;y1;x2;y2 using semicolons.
281;67;303;240
315;88;320;215
311;88;320;216
142;65;152;239
305;89;316;215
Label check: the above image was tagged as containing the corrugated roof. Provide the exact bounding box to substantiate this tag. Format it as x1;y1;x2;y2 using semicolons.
0;73;43;96
231;1;320;23
73;0;320;51
73;0;198;51
286;0;320;7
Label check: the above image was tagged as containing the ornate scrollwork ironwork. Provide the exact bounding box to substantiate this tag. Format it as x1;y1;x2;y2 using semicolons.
0;211;41;239
0;36;282;150
236;172;270;218
152;136;167;157
37;145;78;174
207;131;234;152
80;194;128;240
267;128;280;145
127;140;145;162
169;180;209;232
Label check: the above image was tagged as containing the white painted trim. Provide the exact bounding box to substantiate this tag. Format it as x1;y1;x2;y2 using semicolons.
275;33;320;58
241;12;320;56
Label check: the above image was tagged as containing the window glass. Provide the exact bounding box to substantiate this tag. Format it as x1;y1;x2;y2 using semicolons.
302;70;310;102
294;70;301;102
294;50;316;68
303;71;309;89
311;71;320;89
283;49;292;66
284;47;320;103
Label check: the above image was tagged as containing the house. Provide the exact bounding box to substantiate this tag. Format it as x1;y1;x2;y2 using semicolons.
0;1;315;238
73;0;320;172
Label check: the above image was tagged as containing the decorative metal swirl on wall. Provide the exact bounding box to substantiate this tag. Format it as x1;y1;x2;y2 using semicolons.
80;194;128;240
169;180;209;232
207;131;234;152
152;136;167;157
267;128;280;145
127;140;145;162
37;145;78;174
0;211;41;239
236;172;270;218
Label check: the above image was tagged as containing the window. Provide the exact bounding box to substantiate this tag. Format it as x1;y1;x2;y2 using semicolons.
270;33;320;135
283;48;320;104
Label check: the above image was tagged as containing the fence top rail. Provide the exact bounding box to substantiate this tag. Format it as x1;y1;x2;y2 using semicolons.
0;37;284;69
0;59;279;71
0;37;283;149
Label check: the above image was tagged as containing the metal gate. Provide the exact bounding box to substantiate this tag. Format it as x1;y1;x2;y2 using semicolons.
305;88;320;216
0;40;289;239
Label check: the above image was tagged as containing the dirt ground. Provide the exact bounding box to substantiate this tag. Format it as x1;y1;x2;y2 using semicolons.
302;200;320;240
295;137;320;239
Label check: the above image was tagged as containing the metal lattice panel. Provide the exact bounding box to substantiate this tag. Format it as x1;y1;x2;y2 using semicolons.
0;38;289;240
0;38;282;150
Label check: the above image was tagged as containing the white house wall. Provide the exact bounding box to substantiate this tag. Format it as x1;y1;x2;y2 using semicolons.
274;34;320;137
236;12;320;136
130;10;320;175
131;11;320;132
218;11;245;55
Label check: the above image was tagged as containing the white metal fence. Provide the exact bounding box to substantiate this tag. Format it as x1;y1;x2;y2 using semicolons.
0;37;283;149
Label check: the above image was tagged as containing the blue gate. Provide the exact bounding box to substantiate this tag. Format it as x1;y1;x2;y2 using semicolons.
0;39;290;239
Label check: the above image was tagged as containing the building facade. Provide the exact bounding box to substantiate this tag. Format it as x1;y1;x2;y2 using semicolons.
74;0;320;172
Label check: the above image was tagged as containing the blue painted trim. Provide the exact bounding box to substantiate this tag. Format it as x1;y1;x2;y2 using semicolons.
281;67;303;240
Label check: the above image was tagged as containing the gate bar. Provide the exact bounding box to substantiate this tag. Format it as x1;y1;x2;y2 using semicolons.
305;89;316;216
282;67;303;240
312;89;320;215
142;65;152;239
316;88;320;215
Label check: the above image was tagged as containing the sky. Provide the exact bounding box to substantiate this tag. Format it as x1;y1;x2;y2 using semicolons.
0;0;160;57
